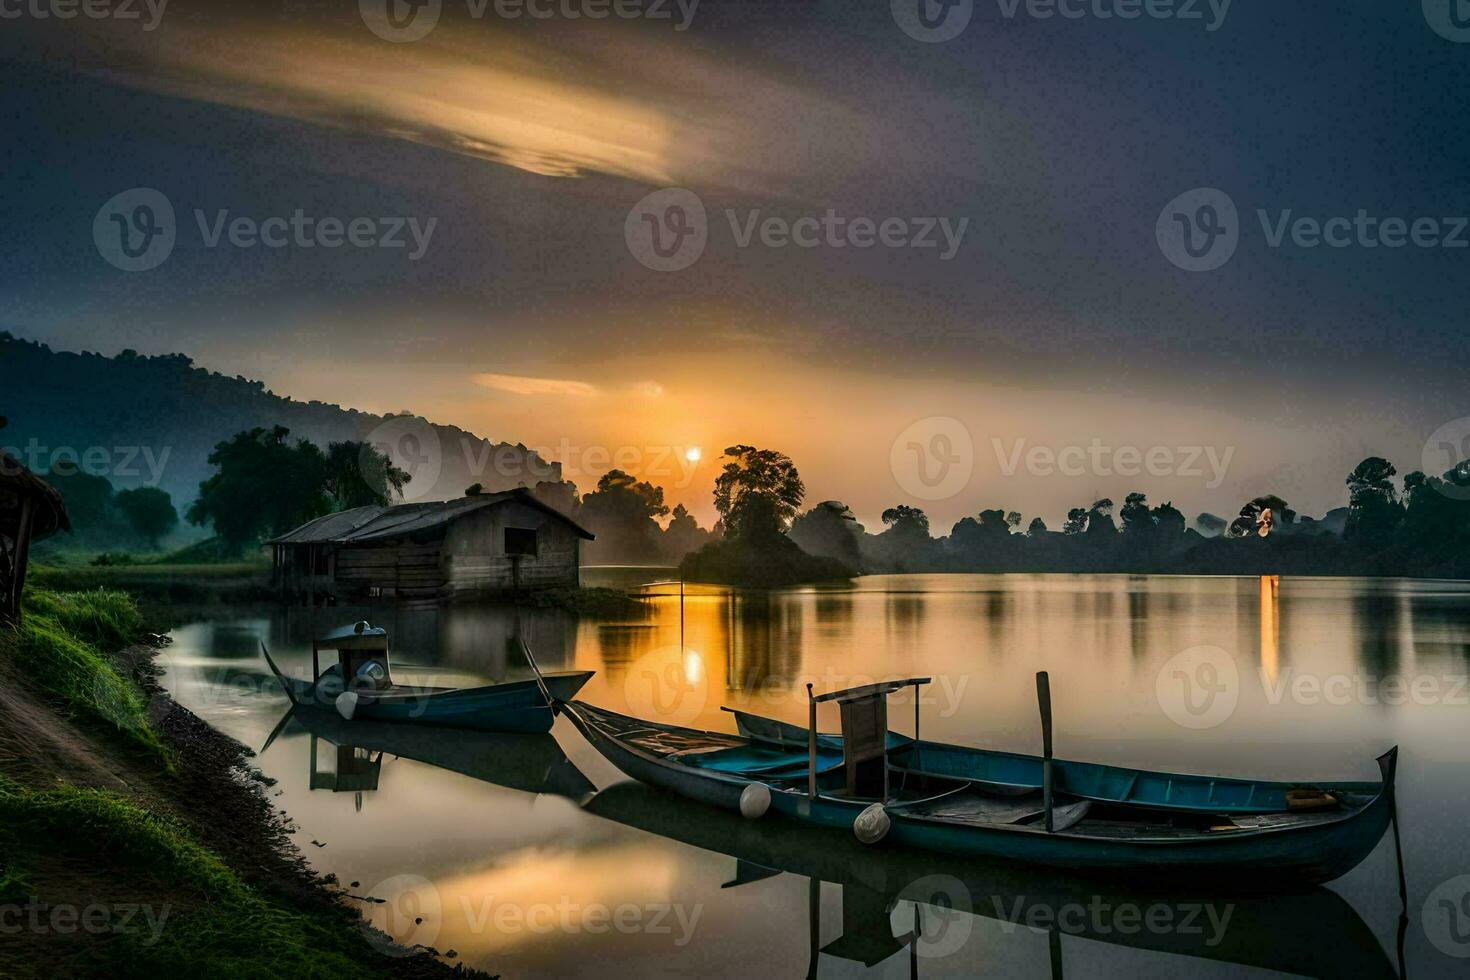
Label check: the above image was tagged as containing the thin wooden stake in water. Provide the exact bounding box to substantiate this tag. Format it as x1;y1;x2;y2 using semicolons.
1037;670;1055;833
807;683;818;801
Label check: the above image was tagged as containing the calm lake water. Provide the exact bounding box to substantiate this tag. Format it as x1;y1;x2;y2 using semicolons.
157;573;1470;978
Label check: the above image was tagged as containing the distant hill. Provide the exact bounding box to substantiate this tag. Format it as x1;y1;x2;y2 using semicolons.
0;332;562;511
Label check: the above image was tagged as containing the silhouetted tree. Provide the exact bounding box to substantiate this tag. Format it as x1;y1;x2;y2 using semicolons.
1027;517;1048;536
114;486;178;548
188;426;331;553
44;464;114;539
661;503;713;561
1062;507;1089;535
324;440;409;509
578;469;669;563
1344;457;1402;545
790;501;864;570
713;445;804;542
881;505;930;537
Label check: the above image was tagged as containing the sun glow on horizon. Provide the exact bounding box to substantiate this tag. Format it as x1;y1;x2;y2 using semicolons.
684;447;702;463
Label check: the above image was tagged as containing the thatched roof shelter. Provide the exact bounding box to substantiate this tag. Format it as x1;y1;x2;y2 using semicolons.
1;446;71;622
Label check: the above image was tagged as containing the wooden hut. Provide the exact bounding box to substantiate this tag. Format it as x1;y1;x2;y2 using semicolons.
267;489;594;603
0;448;70;623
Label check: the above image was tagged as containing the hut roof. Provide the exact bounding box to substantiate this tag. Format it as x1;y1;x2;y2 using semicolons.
0;452;70;540
266;489;594;546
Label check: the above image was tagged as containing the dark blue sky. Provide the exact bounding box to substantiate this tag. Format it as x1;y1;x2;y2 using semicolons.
2;1;1467;524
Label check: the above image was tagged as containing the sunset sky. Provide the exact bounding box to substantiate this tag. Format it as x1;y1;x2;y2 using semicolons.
3;3;1467;530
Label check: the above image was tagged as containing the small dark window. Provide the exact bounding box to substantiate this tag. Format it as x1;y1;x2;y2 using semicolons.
505;527;538;557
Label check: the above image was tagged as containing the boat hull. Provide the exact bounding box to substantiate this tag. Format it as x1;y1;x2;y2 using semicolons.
276;667;593;733
563;702;1395;887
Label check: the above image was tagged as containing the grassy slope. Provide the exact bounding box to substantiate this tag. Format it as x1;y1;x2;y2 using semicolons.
0;589;486;979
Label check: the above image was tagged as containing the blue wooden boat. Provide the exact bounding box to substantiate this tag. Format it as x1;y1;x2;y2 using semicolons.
560;674;1397;886
726;707;1341;815
261;621;592;734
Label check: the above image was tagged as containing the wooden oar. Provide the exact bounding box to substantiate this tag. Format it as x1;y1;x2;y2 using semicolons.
1036;671;1054;833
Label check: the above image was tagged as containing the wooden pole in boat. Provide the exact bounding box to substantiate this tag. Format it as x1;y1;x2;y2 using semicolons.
519;636;555;710
806;683;817;801
1036;670;1055;833
912;680;921;749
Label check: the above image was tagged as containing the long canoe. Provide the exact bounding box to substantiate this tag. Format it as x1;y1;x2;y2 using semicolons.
261;643;592;734
727;707;1344;815
561;700;1396;886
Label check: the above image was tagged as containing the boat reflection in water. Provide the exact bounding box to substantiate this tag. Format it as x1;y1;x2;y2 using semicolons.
268;708;598;803
282;713;1400;978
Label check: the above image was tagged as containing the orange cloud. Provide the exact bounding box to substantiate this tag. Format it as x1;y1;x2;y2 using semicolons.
474;373;599;397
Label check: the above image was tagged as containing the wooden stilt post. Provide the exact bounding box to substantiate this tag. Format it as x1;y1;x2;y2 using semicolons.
9;497;35;624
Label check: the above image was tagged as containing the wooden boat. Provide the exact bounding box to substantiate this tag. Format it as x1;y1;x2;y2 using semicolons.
725;707;1344;815
559;674;1397;886
261;621;592;734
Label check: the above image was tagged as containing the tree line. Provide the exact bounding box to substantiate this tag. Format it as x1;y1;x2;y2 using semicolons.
41;421;1470;583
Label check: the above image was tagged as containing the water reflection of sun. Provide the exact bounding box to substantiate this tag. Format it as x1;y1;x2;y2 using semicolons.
1259;575;1280;684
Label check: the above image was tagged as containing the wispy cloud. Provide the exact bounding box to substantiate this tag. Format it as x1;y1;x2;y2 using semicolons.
474;372;599;397
44;10;897;195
